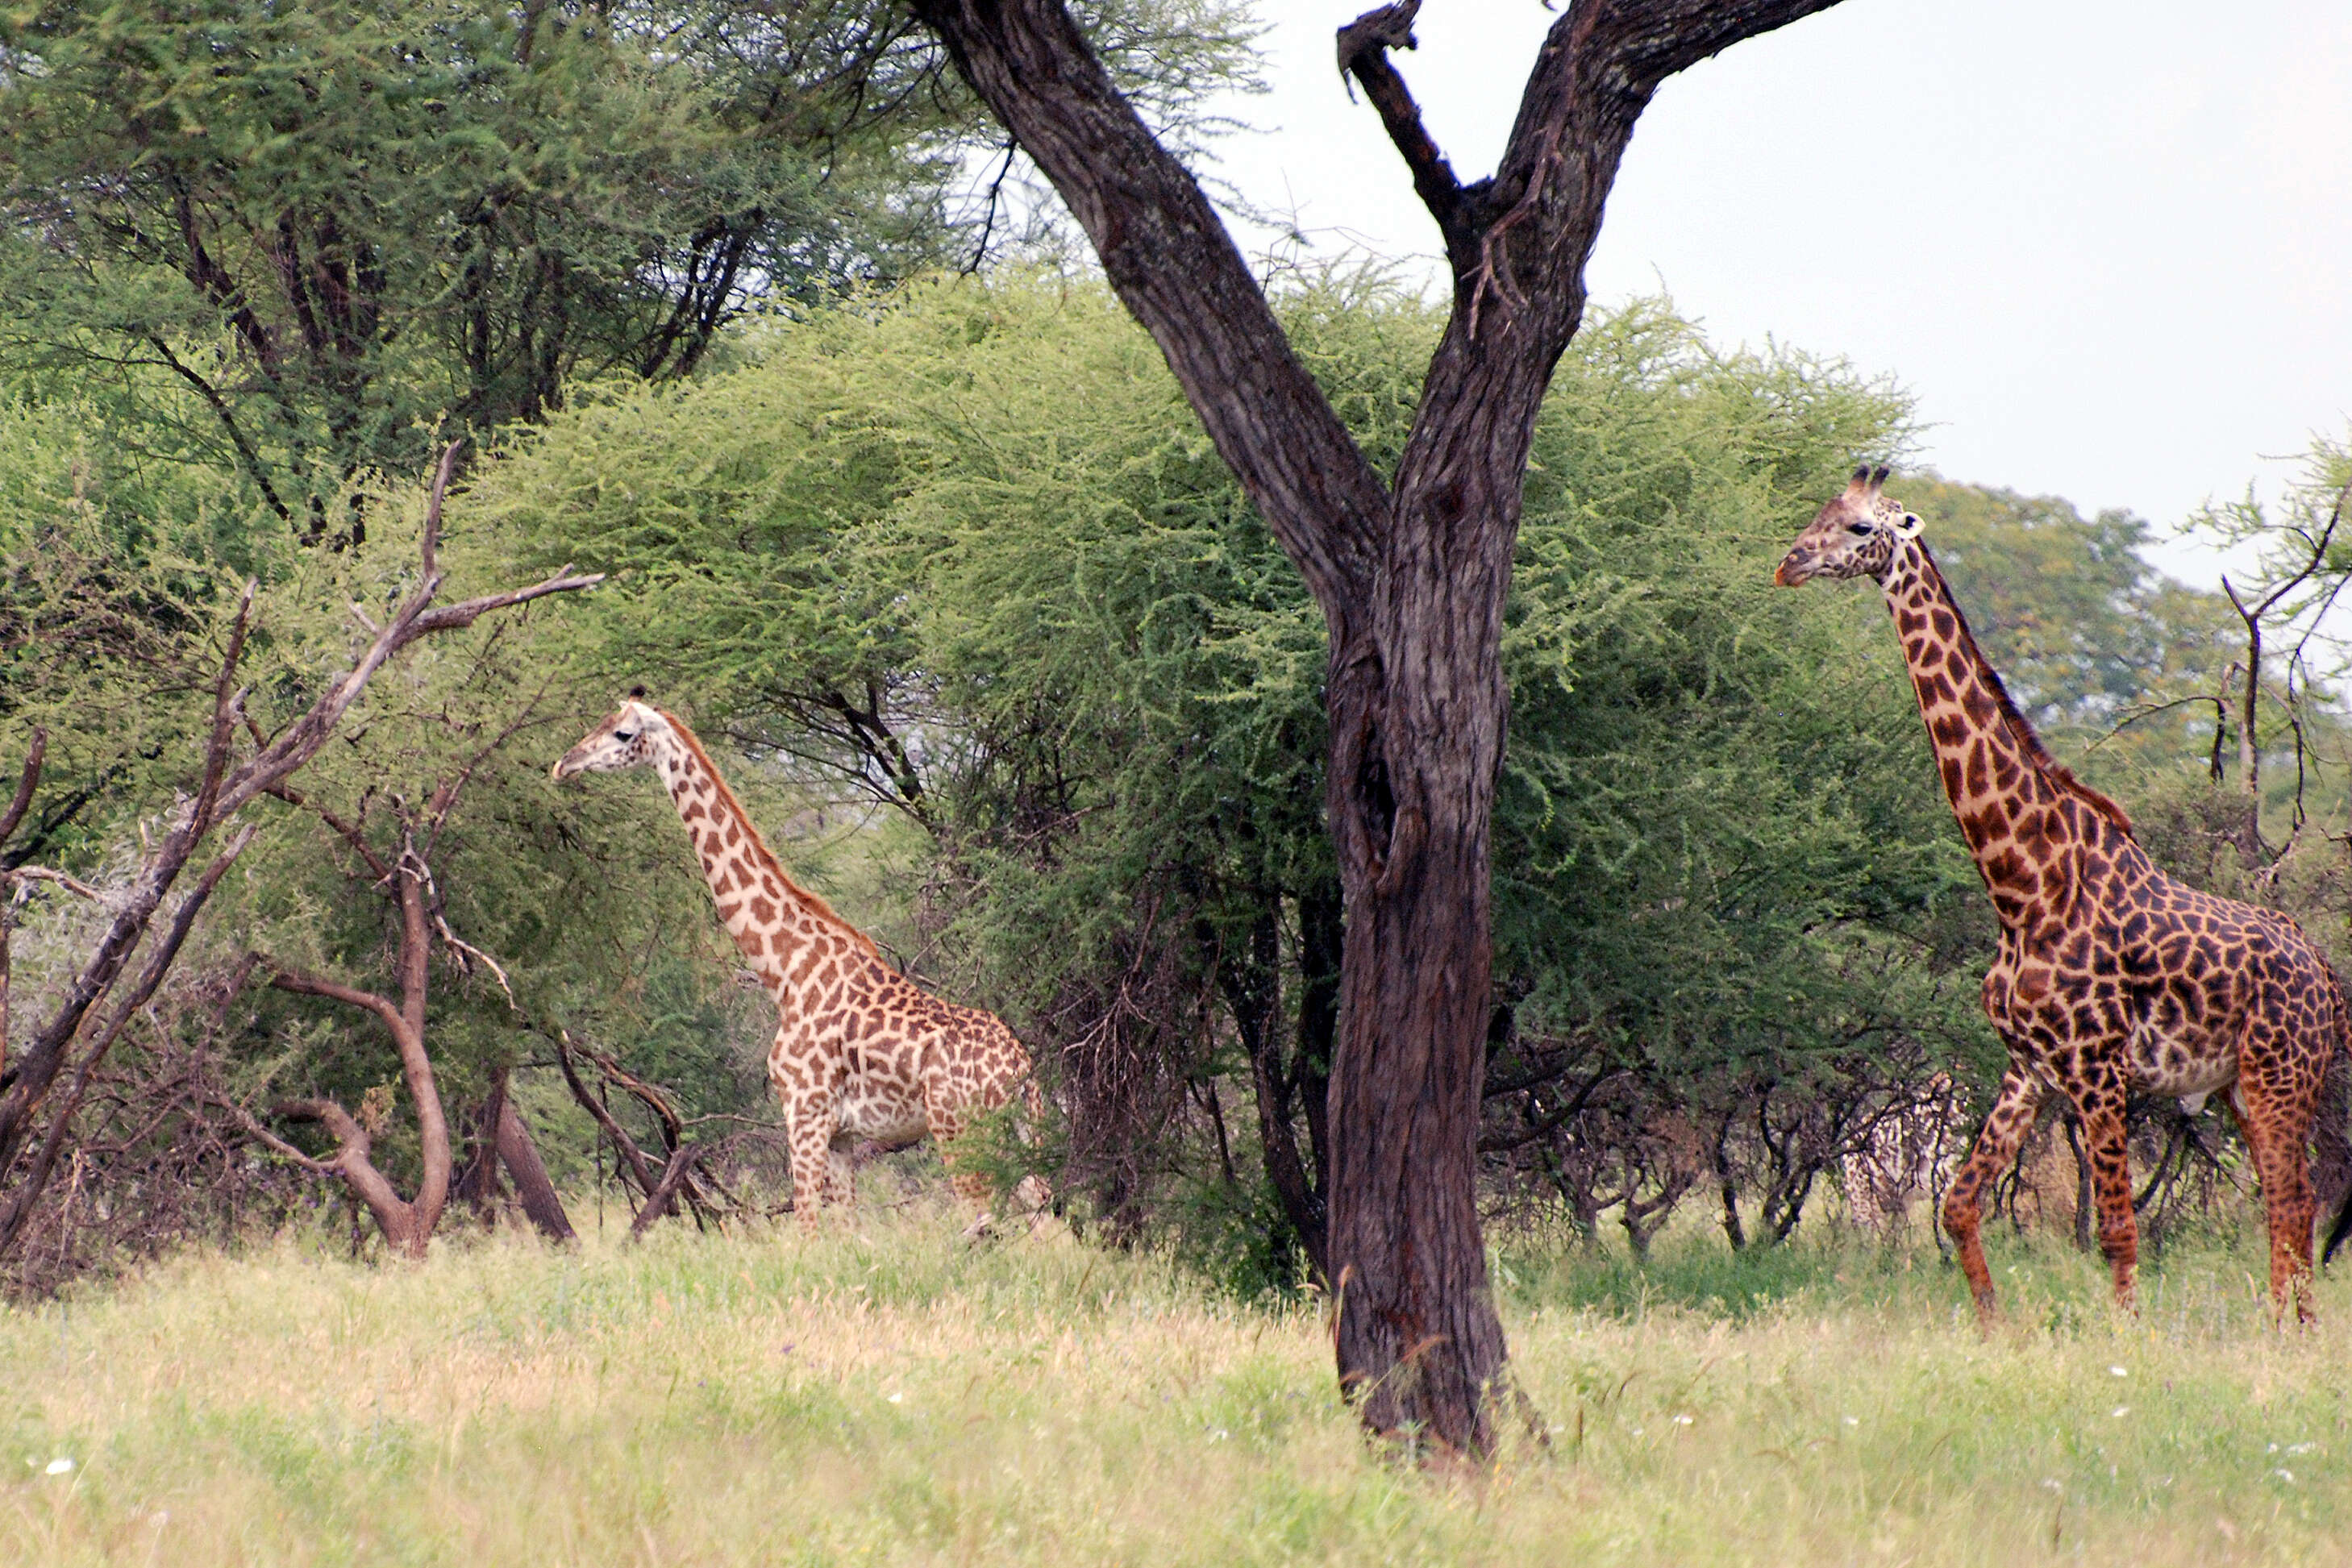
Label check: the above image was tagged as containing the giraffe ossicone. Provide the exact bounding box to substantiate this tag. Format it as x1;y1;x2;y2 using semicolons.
555;697;1049;1230
1779;465;2352;1325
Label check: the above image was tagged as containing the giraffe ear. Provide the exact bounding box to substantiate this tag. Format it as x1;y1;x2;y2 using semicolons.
627;684;648;701
1867;465;1891;494
1893;511;1923;539
1846;464;1872;492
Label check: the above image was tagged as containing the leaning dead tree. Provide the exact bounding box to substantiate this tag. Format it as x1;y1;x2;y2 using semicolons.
904;0;1844;1450
0;443;602;1259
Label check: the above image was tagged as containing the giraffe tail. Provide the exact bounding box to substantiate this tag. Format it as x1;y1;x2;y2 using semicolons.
2321;973;2352;1266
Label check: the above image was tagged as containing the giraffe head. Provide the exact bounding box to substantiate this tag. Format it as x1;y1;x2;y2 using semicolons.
552;688;672;780
1773;465;1921;587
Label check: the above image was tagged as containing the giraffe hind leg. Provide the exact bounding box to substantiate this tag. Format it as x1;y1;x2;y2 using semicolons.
826;1136;859;1210
2232;1059;2321;1325
924;1084;1000;1234
1942;1063;2046;1325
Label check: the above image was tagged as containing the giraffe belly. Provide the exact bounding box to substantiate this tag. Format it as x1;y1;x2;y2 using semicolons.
2125;1021;2236;1104
833;1083;930;1150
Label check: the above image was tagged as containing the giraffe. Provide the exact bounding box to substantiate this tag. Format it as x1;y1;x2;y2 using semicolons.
553;693;1048;1229
1775;466;2352;1323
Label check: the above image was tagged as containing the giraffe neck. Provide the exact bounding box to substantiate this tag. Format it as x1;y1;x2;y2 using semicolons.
649;731;873;1003
1880;541;2104;930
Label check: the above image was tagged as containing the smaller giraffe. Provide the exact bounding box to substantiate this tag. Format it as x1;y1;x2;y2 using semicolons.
1778;466;2352;1323
555;694;1047;1229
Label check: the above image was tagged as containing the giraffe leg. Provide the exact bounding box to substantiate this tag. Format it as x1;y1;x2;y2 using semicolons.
2232;1072;2321;1326
2071;1085;2140;1315
1942;1063;2046;1325
923;1083;995;1233
781;1090;837;1229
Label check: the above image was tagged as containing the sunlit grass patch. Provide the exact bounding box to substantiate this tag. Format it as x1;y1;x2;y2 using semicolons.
2;1208;2348;1564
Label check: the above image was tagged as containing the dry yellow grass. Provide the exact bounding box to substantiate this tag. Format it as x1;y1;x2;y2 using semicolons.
2;1205;2348;1565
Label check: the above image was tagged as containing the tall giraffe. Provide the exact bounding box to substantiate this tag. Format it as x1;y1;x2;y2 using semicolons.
1776;466;2352;1322
554;694;1047;1229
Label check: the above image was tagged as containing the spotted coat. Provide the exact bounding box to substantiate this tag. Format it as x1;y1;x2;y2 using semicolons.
1779;466;2351;1323
556;700;1045;1225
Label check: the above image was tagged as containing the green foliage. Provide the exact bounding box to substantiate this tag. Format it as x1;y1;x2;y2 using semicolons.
0;0;1261;526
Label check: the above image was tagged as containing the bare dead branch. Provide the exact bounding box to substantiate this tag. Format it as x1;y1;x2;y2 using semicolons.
630;1143;704;1242
1336;2;1475;271
266;783;392;883
9;867;102;901
553;1029;658;1196
433;916;516;1010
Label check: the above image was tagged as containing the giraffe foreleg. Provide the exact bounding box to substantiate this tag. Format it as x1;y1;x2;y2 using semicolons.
781;1089;838;1229
1942;1062;2046;1325
2071;1083;2140;1315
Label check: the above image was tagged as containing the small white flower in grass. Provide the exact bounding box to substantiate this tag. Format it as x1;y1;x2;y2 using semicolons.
1842;1416;1859;1428
2286;1442;2317;1455
2041;1479;2064;1494
1672;1414;1693;1426
2275;1469;2296;1484
1208;1429;1230;1442
885;1392;903;1404
44;1458;73;1476
2111;1406;2130;1419
2109;1366;2128;1378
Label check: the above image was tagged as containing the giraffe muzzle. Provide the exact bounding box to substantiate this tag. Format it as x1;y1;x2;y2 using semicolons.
1773;551;1815;587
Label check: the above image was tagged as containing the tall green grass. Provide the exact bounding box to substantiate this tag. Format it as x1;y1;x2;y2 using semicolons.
2;1208;2346;1564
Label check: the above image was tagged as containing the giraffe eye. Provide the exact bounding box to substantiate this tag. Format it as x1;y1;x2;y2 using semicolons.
614;730;636;743
1846;520;1875;536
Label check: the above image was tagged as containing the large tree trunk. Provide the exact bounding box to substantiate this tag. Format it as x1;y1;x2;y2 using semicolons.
905;0;1842;1453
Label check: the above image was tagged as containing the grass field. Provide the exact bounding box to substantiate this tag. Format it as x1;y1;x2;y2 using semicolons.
3;1204;2349;1566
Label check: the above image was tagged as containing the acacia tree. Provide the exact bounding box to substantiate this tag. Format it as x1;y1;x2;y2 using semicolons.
901;0;1845;1449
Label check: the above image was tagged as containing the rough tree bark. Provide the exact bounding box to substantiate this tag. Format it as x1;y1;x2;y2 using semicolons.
902;0;1842;1451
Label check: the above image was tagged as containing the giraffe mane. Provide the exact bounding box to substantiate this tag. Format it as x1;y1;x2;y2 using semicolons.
660;709;883;960
1917;543;2135;838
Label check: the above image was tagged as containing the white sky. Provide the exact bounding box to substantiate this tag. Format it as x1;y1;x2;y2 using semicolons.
1194;0;2352;587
